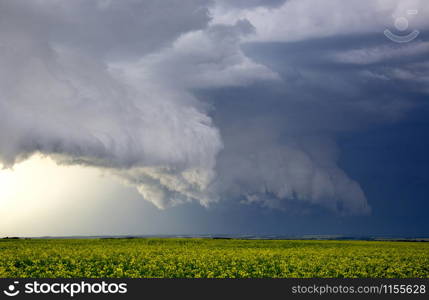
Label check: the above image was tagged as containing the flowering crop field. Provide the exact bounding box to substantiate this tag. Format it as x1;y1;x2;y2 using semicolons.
0;239;428;278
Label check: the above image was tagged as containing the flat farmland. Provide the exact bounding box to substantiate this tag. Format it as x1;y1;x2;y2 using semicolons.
0;238;428;278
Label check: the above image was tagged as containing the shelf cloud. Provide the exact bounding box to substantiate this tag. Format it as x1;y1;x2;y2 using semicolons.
1;0;427;215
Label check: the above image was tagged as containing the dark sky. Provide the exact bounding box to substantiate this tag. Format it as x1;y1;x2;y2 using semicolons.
188;34;429;236
0;0;428;237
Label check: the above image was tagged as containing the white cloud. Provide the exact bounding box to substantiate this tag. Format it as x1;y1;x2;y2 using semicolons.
112;20;278;91
212;0;429;42
0;0;224;209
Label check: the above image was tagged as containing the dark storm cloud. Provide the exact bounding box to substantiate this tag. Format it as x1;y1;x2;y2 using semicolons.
198;30;429;214
0;0;427;215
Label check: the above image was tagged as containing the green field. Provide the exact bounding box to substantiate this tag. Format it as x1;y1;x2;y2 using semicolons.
0;238;428;278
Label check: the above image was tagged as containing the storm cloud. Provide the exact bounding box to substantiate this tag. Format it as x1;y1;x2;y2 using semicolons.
0;0;427;214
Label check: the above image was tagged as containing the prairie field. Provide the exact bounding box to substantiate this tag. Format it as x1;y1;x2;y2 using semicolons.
0;238;428;278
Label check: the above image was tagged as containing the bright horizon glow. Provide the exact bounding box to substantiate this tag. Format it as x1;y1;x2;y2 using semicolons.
0;155;68;215
0;155;128;237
